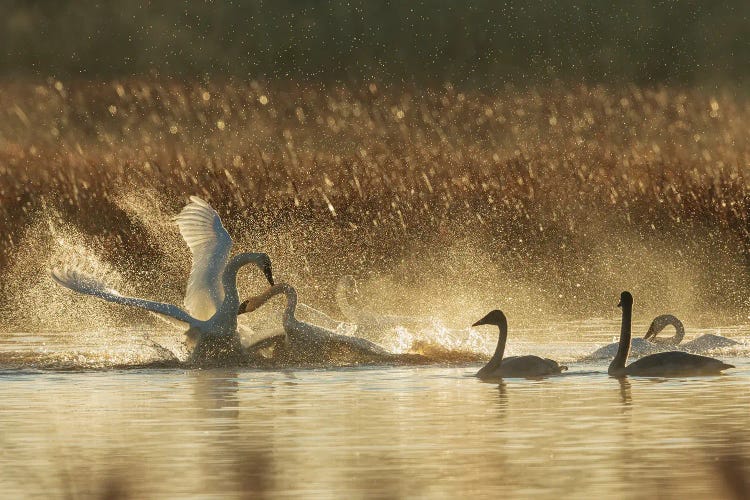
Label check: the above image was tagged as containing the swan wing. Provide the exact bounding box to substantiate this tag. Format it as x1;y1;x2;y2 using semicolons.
175;196;233;320
52;267;196;325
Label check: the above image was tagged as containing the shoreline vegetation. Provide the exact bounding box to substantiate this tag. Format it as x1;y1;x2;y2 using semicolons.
1;80;749;327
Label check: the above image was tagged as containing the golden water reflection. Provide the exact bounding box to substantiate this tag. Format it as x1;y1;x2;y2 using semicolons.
0;361;749;498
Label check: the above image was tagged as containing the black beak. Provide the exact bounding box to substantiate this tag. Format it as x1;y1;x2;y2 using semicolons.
617;300;622;308
238;300;249;315
472;320;484;327
264;265;274;286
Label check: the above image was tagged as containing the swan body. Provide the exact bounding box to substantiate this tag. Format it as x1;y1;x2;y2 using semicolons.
240;283;405;365
643;315;739;352
472;310;567;379
52;196;274;365
608;292;733;377
681;334;739;352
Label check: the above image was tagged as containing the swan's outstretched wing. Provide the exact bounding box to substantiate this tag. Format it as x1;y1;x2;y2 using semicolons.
175;196;232;320
51;268;196;325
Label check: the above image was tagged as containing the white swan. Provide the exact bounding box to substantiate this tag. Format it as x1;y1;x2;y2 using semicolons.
51;196;274;364
643;316;739;352
583;314;684;361
584;313;739;360
239;283;412;365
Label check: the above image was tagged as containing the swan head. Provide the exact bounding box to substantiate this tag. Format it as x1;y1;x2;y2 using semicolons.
257;253;275;286
238;296;262;315
472;309;507;328
618;291;633;308
238;283;294;315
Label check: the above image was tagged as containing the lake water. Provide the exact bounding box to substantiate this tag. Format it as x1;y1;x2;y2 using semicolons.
0;323;749;498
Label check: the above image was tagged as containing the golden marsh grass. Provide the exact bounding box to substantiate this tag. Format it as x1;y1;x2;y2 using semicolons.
1;80;749;328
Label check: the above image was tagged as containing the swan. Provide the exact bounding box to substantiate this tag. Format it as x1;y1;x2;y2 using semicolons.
238;283;414;365
642;316;740;352
681;333;739;352
583;314;684;360
586;312;738;360
608;291;733;377
51;196;274;364
471;310;567;379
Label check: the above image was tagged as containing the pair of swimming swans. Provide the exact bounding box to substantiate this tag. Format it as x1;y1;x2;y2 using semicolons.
608;292;733;376
52;197;274;365
584;313;738;360
472;291;733;379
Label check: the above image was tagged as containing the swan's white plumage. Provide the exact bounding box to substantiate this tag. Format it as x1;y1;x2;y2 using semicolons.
51;197;274;366
175;196;233;320
51;267;196;325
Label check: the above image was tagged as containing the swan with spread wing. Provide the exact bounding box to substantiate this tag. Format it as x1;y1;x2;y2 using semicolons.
51;196;274;364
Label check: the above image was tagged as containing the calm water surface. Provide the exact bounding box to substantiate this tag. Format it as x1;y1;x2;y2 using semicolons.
1;324;749;498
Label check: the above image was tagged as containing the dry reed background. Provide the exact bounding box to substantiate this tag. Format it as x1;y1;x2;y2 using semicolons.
1;79;749;328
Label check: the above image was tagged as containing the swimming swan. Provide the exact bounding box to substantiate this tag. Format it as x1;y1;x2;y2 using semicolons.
587;312;738;360
642;316;739;352
608;292;733;377
51;196;274;364
680;333;739;352
239;283;403;365
472;310;567;379
583;314;685;360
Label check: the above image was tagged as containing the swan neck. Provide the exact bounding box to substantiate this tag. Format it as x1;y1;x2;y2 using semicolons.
487;320;508;369
222;253;260;304
610;303;632;375
646;315;685;346
282;286;298;326
241;283;299;327
665;317;685;345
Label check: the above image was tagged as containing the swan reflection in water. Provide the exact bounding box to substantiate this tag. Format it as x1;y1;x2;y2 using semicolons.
618;377;632;406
